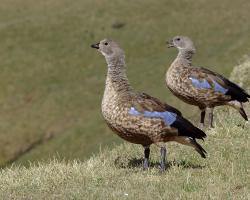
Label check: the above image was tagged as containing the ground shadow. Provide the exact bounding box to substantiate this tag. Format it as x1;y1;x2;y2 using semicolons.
169;160;205;169
114;156;205;170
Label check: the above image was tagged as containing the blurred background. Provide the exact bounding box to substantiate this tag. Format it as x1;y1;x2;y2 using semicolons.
0;0;249;166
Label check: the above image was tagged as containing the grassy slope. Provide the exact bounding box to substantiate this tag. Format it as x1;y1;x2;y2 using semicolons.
0;0;250;165
0;115;249;199
0;61;249;199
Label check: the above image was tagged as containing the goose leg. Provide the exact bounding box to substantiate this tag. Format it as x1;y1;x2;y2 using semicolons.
208;107;214;128
200;108;206;128
160;146;167;172
143;145;150;170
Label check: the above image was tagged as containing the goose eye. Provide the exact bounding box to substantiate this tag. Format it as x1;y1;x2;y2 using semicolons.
176;38;180;41
104;42;108;45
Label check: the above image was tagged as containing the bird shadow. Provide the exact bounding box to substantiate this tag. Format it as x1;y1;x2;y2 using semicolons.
114;157;205;170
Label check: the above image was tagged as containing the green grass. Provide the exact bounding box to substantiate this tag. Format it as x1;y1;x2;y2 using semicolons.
0;0;250;166
1;111;249;199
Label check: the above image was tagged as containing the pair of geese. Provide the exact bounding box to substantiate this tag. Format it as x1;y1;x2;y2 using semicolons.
91;36;249;171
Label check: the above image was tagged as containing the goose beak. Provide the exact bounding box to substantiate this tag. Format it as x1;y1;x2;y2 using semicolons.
166;40;174;48
91;43;100;49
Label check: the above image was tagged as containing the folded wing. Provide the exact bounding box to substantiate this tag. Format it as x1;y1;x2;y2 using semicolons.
129;92;206;140
189;67;250;102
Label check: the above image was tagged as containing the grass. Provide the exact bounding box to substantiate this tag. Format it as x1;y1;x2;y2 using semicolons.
0;114;249;199
0;61;250;199
0;0;250;166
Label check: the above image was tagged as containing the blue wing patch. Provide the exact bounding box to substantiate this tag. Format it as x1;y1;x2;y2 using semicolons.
212;80;228;94
189;77;228;94
128;107;177;125
189;77;211;89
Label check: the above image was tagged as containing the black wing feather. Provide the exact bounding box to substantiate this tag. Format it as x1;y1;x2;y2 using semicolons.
171;115;206;140
222;77;250;102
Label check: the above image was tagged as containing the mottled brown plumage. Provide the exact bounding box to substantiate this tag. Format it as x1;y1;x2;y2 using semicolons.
91;39;207;170
166;36;250;128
